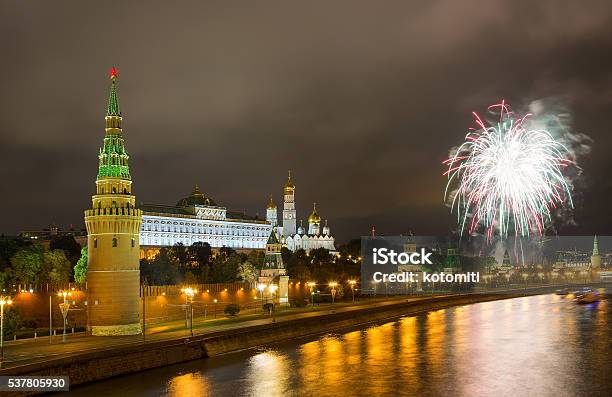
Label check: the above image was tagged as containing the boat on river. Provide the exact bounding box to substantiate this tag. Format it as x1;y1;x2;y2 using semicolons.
575;289;604;304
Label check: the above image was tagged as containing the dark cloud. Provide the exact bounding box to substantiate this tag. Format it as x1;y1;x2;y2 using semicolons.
1;0;612;240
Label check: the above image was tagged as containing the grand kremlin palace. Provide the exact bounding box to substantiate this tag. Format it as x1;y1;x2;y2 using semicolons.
139;186;272;260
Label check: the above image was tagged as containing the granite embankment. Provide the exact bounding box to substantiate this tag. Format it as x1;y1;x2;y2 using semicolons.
0;293;524;389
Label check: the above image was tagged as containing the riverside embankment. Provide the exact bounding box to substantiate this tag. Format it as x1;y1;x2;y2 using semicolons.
2;284;607;393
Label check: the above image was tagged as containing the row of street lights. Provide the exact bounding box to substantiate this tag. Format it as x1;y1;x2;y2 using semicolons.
305;280;358;305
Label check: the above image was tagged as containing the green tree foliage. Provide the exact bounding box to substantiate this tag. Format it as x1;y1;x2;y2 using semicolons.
74;247;88;284
223;303;240;316
170;243;189;274
237;261;258;284
49;235;81;264
188;242;212;281
11;248;42;285
1;305;21;339
0;268;12;290
43;249;72;286
140;248;179;285
0;237;30;272
210;251;241;283
246;250;264;269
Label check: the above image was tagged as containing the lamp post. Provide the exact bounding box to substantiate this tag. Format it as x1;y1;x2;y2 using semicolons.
329;282;338;304
0;296;13;369
268;285;278;322
213;298;218;319
49;294;53;344
257;283;266;311
58;291;72;343
348;280;356;303
307;282;316;307
181;287;197;336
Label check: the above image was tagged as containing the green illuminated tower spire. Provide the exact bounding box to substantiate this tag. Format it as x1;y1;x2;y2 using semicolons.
97;67;131;180
106;67;121;116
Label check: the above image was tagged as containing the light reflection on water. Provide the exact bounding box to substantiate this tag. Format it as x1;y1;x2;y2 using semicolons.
68;295;611;397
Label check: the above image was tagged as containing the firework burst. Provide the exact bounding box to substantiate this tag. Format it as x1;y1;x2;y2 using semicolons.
444;101;574;239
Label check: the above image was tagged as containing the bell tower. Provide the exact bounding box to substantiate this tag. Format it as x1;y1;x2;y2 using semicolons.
84;68;143;336
591;235;601;270
266;194;278;227
282;171;297;237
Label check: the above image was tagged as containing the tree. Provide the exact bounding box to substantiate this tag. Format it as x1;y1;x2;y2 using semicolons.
247;250;264;269
43;249;72;286
170;243;189;274
210;252;241;283
49;235;81;264
237;261;258;284
11;248;42;285
0;268;13;291
74;247;88;284
140;248;179;285
184;271;198;285
188;242;212;282
189;242;212;267
224;303;240;316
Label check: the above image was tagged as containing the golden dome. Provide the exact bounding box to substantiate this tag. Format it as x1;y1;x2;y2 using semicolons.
284;170;295;192
308;203;321;223
267;194;276;209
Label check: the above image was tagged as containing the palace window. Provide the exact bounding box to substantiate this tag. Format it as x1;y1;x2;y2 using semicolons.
112;238;118;247
132;238;135;248
94;238;97;248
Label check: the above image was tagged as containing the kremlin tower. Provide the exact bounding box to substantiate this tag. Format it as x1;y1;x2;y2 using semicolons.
591;235;601;270
84;68;143;336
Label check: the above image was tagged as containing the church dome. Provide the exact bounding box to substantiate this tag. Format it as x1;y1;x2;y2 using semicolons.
284;171;295;192
308;204;321;224
177;184;217;207
267;195;277;209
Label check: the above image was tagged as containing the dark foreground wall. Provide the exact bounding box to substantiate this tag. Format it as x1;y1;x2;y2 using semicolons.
1;293;524;394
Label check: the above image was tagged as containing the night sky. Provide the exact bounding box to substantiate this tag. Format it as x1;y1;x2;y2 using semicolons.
2;1;612;242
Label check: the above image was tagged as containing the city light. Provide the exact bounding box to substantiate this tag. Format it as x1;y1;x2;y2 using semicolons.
0;295;13;368
57;290;73;343
329;282;338;304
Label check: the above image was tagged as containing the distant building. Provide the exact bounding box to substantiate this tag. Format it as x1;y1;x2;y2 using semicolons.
20;225;87;247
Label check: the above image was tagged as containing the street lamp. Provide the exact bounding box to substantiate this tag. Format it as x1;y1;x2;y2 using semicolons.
268;285;278;322
521;273;528;290
213;298;218;319
348;280;357;303
329;282;338;304
181;287;197;336
58;290;72;343
268;284;278;300
307;282;316;306
0;296;13;369
257;283;266;309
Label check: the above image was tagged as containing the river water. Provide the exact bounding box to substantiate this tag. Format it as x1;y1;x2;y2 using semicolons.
67;294;610;397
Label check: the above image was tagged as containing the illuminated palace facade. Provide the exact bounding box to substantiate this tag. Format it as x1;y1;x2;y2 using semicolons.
139;173;336;259
139;186;272;259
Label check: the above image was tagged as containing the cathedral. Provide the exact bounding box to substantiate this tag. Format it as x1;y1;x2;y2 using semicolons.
266;172;336;253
